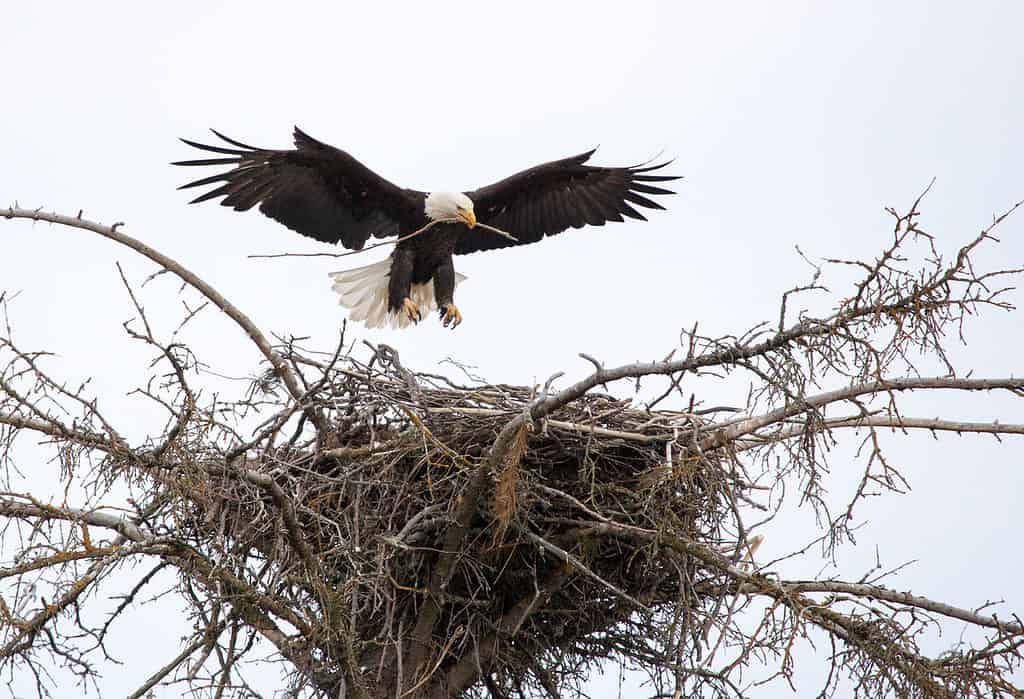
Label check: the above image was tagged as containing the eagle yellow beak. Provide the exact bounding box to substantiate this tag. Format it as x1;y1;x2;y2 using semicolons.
457;207;477;228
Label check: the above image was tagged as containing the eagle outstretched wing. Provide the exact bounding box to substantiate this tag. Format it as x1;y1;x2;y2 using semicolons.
174;127;424;250
456;150;678;255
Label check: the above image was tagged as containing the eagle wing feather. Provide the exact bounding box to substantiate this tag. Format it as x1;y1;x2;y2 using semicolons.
457;150;678;255
174;127;424;250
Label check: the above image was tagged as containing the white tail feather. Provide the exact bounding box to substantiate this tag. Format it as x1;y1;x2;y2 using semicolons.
328;259;467;329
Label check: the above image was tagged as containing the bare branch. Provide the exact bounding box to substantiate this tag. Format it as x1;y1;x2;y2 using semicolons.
2;195;1022;699
0;497;149;543
1;207;327;434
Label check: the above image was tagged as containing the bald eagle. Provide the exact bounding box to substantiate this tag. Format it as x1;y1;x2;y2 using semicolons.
174;127;677;329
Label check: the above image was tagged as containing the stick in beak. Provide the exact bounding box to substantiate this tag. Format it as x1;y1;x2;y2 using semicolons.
458;207;477;228
476;222;519;242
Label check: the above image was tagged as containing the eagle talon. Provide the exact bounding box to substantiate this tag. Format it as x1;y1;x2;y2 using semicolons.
401;298;422;324
440;303;463;329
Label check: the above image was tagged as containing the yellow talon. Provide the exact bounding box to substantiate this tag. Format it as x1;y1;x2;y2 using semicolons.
440;303;463;329
401;297;422;324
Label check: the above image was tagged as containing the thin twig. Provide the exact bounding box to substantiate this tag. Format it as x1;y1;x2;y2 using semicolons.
246;218;518;260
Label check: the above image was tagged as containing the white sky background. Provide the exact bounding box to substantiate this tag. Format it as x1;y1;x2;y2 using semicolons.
2;1;1023;696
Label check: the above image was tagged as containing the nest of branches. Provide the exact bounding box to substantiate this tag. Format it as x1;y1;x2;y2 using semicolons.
175;354;736;698
5;197;1024;699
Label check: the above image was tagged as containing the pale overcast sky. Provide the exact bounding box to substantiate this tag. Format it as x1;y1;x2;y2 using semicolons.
3;1;1023;697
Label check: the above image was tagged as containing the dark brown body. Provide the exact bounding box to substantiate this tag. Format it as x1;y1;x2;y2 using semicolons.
387;221;462;312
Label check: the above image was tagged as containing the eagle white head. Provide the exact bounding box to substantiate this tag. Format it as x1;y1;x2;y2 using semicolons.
424;191;476;228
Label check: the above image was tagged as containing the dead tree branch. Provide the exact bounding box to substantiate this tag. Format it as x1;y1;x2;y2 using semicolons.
2;193;1022;698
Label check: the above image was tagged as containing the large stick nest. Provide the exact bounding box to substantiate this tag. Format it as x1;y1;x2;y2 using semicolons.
172;349;737;696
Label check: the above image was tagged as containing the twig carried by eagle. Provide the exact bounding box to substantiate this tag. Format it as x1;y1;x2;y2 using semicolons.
247;218;519;260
